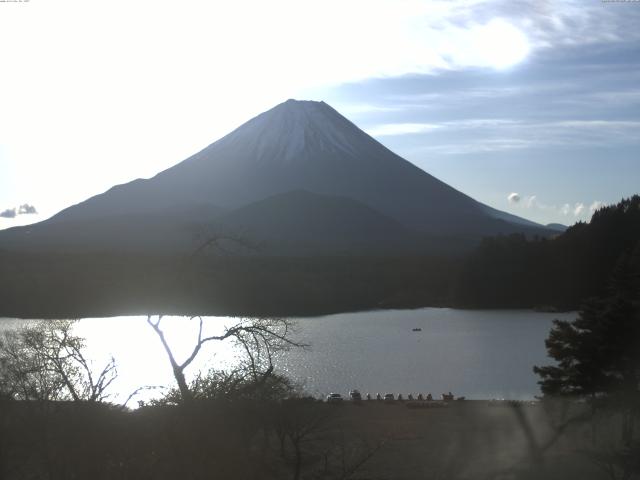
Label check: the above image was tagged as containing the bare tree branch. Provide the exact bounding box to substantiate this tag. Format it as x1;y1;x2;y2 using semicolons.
0;320;118;402
147;315;306;404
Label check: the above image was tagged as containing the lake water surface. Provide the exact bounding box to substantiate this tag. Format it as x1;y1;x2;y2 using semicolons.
0;308;575;404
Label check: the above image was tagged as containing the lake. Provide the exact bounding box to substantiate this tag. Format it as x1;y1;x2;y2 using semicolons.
0;308;575;404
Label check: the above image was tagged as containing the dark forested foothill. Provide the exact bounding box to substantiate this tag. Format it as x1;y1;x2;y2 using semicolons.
453;196;640;309
0;196;638;318
0;252;460;318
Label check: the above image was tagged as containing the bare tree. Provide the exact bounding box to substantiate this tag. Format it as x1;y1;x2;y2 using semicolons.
0;320;117;402
147;315;304;404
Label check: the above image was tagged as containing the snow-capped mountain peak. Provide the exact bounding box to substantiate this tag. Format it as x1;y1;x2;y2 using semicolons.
207;99;362;164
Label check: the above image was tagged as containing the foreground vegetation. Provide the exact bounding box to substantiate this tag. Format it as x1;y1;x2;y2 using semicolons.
1;397;638;480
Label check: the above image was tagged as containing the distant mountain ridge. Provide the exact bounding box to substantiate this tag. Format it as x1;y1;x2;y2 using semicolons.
546;223;569;232
0;99;551;255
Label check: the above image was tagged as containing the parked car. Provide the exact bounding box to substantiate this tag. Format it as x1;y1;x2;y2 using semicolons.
349;390;362;402
383;393;395;403
326;393;344;404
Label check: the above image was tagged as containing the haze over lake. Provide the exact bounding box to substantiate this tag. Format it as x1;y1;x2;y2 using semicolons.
0;308;574;404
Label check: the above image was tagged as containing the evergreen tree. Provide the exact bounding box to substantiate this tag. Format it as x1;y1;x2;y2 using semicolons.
533;293;638;397
534;249;640;444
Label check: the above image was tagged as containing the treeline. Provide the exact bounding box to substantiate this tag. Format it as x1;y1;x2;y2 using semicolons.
453;195;640;309
0;251;461;318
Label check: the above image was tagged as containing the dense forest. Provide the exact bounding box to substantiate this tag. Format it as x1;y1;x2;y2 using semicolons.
453;196;640;309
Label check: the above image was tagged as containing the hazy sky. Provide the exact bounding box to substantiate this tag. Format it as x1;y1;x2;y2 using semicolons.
1;0;639;229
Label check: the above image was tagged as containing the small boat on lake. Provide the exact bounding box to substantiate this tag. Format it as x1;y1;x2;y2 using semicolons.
412;328;422;332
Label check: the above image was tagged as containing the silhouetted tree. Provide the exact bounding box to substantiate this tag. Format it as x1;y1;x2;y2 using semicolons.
147;315;304;404
0;320;117;402
534;250;640;447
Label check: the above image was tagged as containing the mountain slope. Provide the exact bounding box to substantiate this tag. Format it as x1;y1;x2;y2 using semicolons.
0;203;225;253
0;99;550;253
214;189;428;255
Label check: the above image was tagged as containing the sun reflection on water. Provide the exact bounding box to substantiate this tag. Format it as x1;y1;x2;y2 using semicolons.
74;316;246;405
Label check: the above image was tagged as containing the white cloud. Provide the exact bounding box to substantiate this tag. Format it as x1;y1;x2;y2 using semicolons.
515;195;562;213
505;193;613;225
0;208;16;219
440;18;530;70
525;195;537;208
412;138;536;155
18;204;37;215
391;118;640;152
366;123;441;137
335;104;403;116
508;192;521;204
444;119;520;128
554;201;594;218
0;203;39;221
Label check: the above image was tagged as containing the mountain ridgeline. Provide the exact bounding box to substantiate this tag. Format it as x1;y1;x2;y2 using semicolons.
0;100;549;256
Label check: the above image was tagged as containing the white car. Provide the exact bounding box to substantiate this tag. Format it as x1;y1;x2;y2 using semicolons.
326;393;344;404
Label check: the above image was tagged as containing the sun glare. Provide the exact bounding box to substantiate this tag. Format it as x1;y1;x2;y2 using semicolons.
474;19;530;70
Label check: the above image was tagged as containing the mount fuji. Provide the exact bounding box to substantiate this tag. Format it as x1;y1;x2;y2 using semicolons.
0;99;550;255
